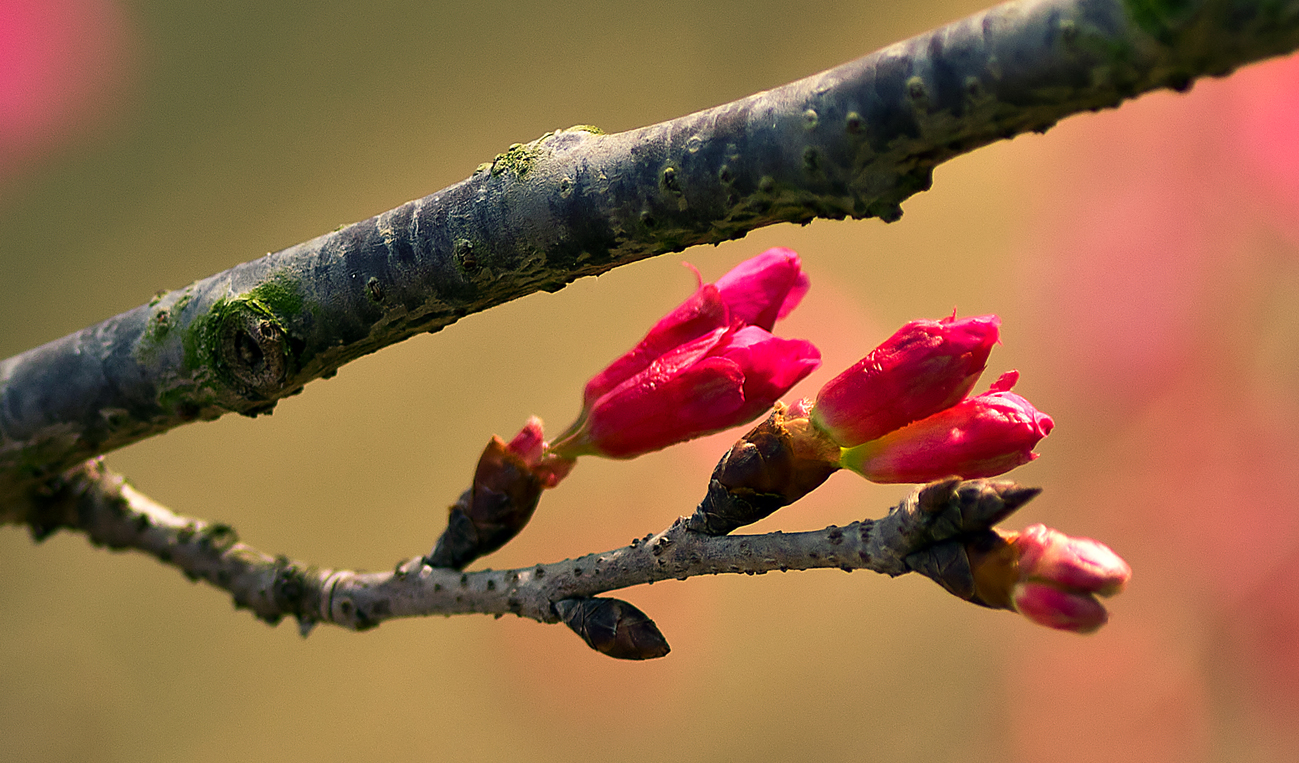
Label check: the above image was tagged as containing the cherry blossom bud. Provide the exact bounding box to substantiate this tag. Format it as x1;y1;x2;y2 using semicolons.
813;314;1000;447
583;248;811;407
1012;583;1112;633
839;372;1053;483
931;524;1130;633
427;418;575;569
1009;524;1131;633
581;283;731;409
552;326;820;459
712;246;810;331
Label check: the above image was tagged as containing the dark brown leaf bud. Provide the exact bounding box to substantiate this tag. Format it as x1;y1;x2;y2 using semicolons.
426;434;546;570
554;597;671;660
915;478;1042;544
688;401;840;535
905;529;1018;610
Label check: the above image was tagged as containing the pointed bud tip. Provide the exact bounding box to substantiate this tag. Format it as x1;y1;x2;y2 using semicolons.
506;418;546;464
556;597;672;660
988;369;1019;392
681;260;705;287
950;480;1040;528
993;484;1043;512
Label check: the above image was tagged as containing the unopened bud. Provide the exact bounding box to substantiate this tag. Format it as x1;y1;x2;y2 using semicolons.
554;597;671;660
813;314;1000;447
907;523;1131;634
839;372;1053;483
687;400;841;535
1013;582;1111;633
1009;524;1131;634
548;250;820;461
427;419;575;569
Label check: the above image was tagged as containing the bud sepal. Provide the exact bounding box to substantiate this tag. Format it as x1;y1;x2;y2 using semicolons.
426;418;575;570
687;400;841;535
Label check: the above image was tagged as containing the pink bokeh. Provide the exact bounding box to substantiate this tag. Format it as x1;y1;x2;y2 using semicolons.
1014;52;1299;760
0;0;134;189
1230;53;1299;244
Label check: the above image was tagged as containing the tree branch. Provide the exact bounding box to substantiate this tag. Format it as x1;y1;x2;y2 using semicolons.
21;459;1038;641
3;0;1298;517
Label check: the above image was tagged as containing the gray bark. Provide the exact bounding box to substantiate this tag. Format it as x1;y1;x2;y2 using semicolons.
3;0;1298;521
21;460;1034;636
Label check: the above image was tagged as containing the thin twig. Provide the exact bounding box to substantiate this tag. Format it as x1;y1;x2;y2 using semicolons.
21;459;1038;635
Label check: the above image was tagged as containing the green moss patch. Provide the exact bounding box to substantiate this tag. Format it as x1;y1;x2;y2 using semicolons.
491;141;543;178
1125;0;1196;40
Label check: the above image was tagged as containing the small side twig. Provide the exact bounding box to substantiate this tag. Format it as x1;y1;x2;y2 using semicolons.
21;459;1039;641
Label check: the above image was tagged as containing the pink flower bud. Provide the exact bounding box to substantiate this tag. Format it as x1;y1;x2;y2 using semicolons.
582;284;730;408
838;373;1053;482
553;325;821;458
1009;524;1132;633
505;417;575;488
716;326;822;424
556;249;818;459
1014;524;1131;596
506;416;546;465
712;247;810;331
583;249;811;407
812;314;1000;447
1012;582;1111;633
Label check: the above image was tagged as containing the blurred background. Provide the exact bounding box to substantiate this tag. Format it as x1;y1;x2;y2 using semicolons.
3;0;1299;760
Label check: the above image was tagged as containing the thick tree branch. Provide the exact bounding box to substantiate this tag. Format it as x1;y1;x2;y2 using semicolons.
3;0;1298;517
22;459;1038;638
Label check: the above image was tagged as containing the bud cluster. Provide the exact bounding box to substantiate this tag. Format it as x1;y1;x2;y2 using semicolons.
816;316;1054;483
1007;524;1132;633
429;249;818;570
690;312;1055;535
423;246;1129;653
906;523;1131;634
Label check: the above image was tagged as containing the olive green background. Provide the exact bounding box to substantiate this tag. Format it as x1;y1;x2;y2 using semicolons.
4;1;1299;761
